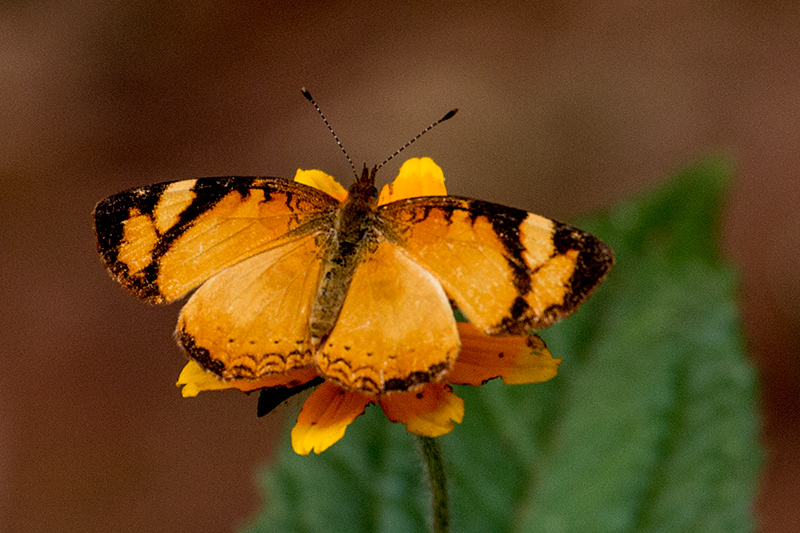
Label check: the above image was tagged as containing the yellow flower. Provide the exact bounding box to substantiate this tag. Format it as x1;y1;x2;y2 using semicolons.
176;157;561;455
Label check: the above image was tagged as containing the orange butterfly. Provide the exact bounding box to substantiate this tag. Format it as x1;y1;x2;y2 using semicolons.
95;157;613;397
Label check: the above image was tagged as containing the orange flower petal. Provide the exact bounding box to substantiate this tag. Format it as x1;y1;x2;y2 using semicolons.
378;157;447;205
447;322;561;386
293;169;348;202
176;360;318;398
379;383;464;437
291;382;373;455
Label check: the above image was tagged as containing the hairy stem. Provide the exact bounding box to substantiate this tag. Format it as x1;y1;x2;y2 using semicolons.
419;435;449;533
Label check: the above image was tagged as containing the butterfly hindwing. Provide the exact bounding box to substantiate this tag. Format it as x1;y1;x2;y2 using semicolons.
379;196;613;334
315;239;460;395
178;234;330;380
94;177;340;304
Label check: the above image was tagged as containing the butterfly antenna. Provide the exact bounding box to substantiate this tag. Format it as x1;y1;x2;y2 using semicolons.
301;87;358;180
376;108;458;172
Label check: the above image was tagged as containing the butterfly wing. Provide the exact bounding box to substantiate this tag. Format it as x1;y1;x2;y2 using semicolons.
378;196;613;334
94;176;340;303
315;239;460;395
178;235;328;380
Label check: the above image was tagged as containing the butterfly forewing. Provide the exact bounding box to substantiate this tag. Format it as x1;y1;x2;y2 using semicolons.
94;177;341;304
378;196;614;334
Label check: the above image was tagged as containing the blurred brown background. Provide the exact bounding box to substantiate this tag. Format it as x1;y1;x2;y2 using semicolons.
2;1;799;531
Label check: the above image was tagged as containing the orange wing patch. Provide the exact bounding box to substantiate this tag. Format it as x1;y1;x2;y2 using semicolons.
94;177;340;303
178;235;327;380
379;196;613;334
315;240;460;395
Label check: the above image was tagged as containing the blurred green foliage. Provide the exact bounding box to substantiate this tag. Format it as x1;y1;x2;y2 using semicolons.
242;159;761;533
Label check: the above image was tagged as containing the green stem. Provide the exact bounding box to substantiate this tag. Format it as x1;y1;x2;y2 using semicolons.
419;435;449;533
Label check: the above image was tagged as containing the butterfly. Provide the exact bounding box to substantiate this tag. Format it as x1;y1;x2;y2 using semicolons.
94;154;613;397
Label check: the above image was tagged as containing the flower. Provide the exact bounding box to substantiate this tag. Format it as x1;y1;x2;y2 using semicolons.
176;158;561;455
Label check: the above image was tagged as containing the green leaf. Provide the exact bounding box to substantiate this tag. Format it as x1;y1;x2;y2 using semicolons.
241;158;761;533
243;406;429;532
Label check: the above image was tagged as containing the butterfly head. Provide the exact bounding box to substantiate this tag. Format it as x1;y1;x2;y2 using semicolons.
346;164;379;207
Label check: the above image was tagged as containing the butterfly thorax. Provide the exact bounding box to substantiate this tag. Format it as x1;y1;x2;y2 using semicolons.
309;166;380;347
